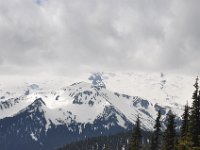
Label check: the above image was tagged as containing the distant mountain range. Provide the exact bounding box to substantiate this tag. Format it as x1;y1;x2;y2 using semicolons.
0;72;194;150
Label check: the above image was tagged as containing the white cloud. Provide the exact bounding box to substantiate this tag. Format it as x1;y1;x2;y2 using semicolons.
0;0;199;76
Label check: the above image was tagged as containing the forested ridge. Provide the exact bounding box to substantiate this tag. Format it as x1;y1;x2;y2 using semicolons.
58;131;152;150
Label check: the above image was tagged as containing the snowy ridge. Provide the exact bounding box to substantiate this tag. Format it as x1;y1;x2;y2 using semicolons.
0;72;194;149
102;72;194;105
0;73;188;130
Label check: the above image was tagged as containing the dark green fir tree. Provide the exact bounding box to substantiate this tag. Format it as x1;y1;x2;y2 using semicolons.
162;111;176;150
129;115;142;150
190;77;200;147
151;110;162;150
181;102;190;137
177;102;191;150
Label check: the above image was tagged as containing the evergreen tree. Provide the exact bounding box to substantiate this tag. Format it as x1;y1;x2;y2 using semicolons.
181;102;190;137
129;115;142;150
162;111;176;150
151;110;162;150
190;77;200;147
177;102;191;150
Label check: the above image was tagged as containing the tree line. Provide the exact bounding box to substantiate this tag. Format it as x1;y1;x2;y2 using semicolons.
130;77;200;150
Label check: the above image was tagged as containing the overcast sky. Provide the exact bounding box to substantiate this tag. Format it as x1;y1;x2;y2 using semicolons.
0;0;199;77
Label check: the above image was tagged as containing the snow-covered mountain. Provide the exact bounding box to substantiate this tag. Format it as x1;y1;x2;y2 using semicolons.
0;72;195;150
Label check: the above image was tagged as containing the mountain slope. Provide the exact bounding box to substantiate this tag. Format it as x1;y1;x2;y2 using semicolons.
0;72;192;149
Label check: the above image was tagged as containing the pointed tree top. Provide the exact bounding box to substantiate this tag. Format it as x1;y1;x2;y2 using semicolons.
196;76;199;82
194;76;199;89
135;115;141;126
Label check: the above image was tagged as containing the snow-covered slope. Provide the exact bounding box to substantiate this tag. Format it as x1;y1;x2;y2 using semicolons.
0;72;195;105
0;72;195;150
100;72;194;105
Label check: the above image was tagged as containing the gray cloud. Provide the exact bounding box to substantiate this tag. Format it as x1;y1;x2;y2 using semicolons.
0;0;199;76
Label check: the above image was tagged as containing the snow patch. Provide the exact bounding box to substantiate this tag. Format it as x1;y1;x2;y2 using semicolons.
30;132;38;141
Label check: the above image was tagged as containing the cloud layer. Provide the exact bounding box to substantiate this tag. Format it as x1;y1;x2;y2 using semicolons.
0;0;199;76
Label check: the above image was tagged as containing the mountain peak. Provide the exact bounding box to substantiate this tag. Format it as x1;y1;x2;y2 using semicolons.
33;98;46;106
26;98;46;112
88;73;106;88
